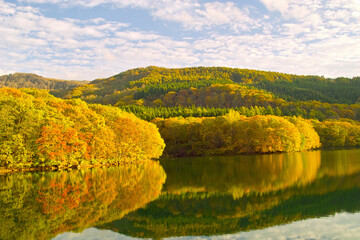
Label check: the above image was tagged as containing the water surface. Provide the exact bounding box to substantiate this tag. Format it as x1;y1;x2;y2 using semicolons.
1;149;360;239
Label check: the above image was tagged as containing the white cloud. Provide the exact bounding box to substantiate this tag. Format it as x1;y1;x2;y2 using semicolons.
1;0;360;80
115;31;161;41
16;0;258;32
148;1;258;32
260;0;289;15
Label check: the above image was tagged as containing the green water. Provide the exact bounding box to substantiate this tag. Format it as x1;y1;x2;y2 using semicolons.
1;150;360;239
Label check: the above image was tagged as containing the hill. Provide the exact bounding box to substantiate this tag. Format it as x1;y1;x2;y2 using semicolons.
2;67;360;121
65;66;360;105
2;68;360;158
0;73;89;97
63;66;360;121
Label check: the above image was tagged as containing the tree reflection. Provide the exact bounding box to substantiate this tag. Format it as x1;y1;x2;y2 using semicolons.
162;151;321;198
102;150;360;239
0;161;165;240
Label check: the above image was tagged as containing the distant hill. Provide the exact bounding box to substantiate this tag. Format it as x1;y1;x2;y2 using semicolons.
65;66;360;105
65;66;292;105
2;67;360;121
0;73;89;97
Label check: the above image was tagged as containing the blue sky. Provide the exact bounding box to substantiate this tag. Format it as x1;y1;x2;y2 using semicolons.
1;0;360;80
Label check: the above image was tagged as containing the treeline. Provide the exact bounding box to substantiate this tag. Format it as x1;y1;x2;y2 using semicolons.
119;105;283;121
0;73;88;98
312;119;360;148
0;88;164;169
149;84;360;121
152;112;360;157
254;76;360;104
117;84;360;121
108;66;293;88
133;77;232;100
152;113;321;156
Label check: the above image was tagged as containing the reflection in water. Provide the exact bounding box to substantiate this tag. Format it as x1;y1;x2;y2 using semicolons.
161;151;321;198
100;149;360;239
0;161;166;240
55;212;360;240
1;150;360;240
319;150;360;177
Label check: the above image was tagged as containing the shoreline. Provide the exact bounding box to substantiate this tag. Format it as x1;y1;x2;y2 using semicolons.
0;159;154;175
159;146;360;158
3;147;360;174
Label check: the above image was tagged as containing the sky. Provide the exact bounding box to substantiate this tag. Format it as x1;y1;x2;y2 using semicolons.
1;0;360;80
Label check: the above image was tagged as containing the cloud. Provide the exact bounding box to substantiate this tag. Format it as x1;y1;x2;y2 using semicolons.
16;0;258;32
260;0;289;15
0;0;132;79
115;31;161;41
150;1;257;32
1;0;360;80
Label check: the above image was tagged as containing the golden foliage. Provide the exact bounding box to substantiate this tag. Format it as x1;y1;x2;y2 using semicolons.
153;114;321;156
0;87;165;169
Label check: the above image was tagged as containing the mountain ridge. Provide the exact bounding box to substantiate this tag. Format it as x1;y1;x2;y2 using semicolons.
0;72;89;97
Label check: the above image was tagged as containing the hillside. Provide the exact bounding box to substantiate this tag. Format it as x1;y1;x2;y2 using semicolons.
2;67;360;121
63;66;360;121
0;73;89;97
65;66;360;104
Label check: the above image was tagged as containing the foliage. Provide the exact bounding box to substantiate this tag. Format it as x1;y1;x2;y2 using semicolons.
61;66;360;121
119;105;282;121
0;73;88;98
254;76;360;104
285;117;321;150
4;67;360;121
152;113;320;156
117;82;360;121
0;88;164;169
312;119;360;148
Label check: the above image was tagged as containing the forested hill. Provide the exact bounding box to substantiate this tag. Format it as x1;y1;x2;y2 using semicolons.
0;73;89;97
65;66;360;105
2;67;360;121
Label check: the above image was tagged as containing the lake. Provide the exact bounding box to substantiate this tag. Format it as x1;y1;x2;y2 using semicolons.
1;149;360;240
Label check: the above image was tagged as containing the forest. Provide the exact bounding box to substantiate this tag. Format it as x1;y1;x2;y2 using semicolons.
152;112;360;156
62;67;360;121
1;66;360;168
0;88;164;169
0;73;88;98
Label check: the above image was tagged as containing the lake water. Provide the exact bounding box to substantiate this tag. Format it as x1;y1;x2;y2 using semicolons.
1;149;360;240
